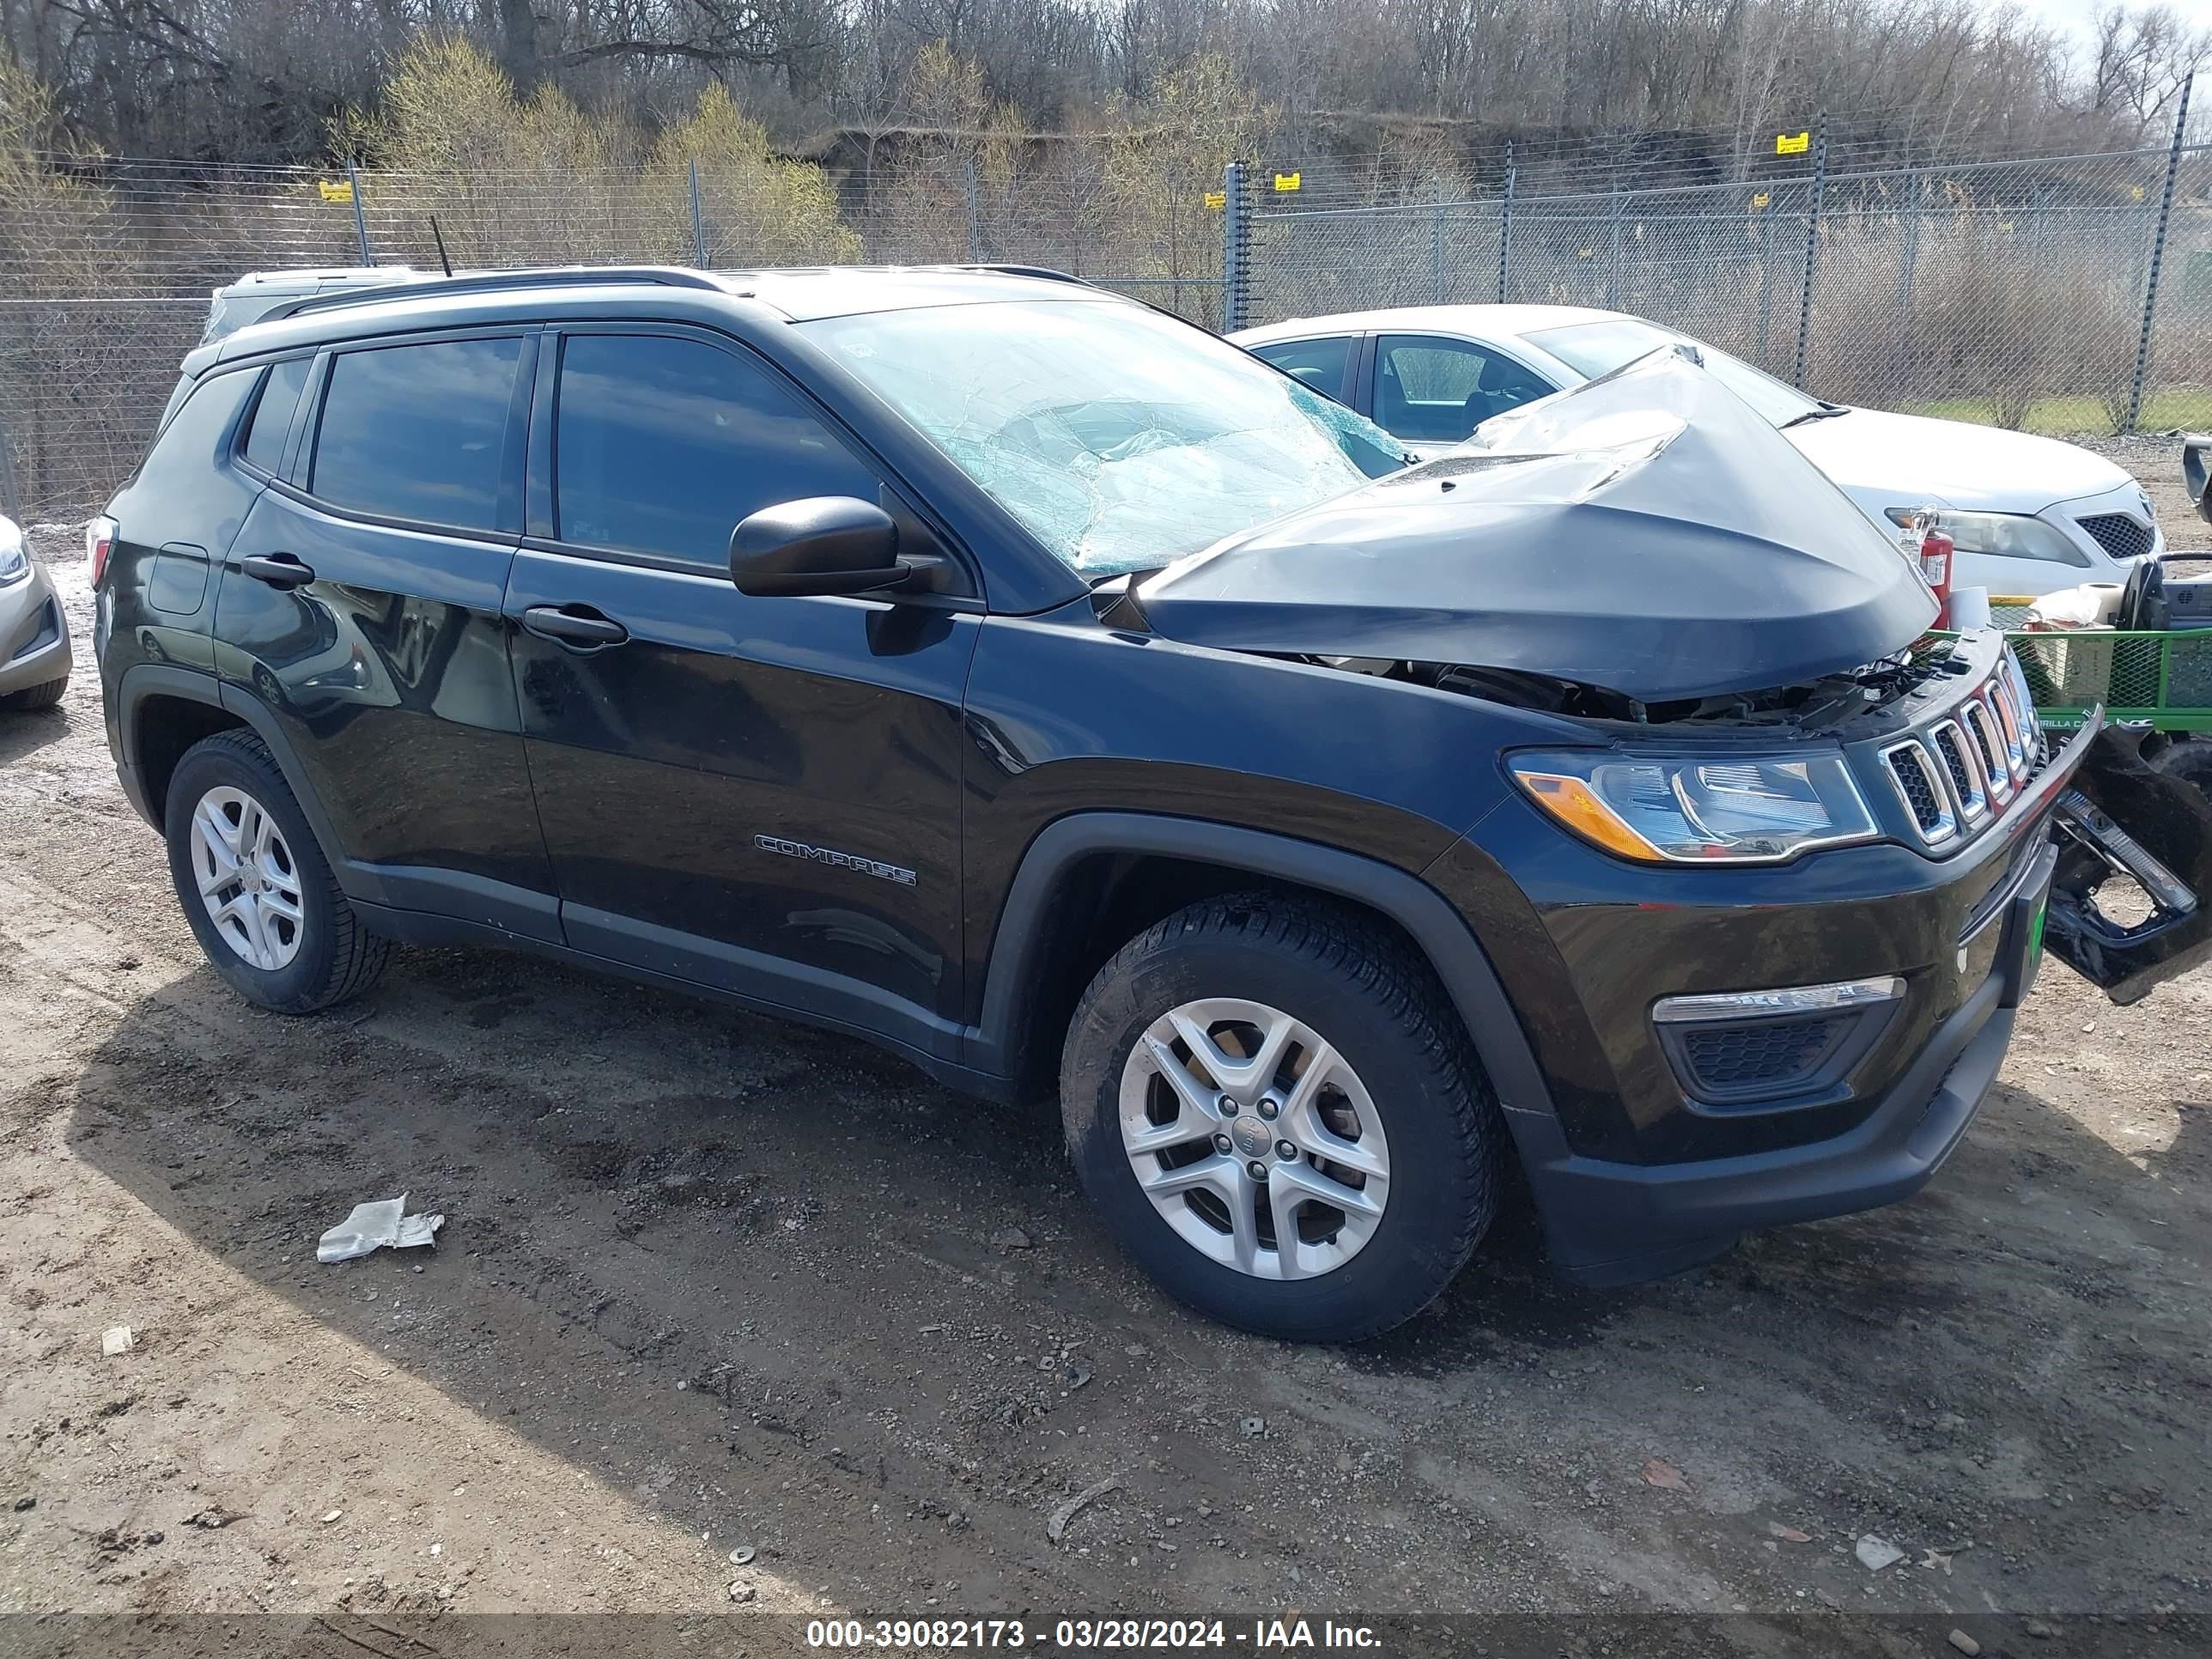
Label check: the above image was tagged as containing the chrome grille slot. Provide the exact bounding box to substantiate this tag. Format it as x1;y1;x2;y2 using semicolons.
1929;721;1988;823
1881;738;1957;845
2002;652;2045;769
1986;675;2030;781
1964;699;2014;803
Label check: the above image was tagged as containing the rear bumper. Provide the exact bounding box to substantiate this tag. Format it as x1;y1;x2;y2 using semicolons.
1520;839;2051;1286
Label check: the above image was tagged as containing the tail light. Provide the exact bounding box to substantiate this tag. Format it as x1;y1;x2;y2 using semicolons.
86;514;117;587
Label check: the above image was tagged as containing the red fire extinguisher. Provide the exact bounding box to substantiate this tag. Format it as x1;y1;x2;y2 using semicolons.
1919;522;1955;628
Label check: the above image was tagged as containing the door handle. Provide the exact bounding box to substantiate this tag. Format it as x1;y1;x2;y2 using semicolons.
521;604;630;649
240;553;315;589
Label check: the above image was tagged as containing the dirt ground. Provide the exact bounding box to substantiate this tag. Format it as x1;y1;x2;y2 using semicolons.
3;444;2210;1657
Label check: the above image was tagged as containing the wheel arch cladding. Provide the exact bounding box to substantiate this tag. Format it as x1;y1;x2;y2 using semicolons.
972;812;1559;1133
131;690;248;829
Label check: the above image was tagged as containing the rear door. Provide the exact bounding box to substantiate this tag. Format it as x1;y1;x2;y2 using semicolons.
506;325;979;1050
214;327;557;938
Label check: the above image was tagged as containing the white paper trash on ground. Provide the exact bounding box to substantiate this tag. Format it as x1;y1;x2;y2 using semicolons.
318;1194;445;1264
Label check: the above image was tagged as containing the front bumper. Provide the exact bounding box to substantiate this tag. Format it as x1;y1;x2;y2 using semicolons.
1427;678;2100;1287
1511;836;2052;1287
0;562;70;696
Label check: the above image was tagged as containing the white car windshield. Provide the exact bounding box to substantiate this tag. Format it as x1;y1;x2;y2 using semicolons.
1525;319;1825;427
803;299;1406;575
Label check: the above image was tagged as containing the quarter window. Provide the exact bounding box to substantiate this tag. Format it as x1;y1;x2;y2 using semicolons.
309;336;524;532
240;356;312;476
553;333;879;569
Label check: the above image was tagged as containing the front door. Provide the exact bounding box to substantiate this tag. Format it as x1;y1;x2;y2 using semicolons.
505;326;978;1056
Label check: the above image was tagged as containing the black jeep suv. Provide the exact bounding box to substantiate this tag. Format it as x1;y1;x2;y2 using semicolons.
94;265;2107;1340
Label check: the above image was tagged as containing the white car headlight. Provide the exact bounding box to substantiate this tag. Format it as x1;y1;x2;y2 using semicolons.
0;519;27;586
1885;507;2088;568
1509;749;1879;864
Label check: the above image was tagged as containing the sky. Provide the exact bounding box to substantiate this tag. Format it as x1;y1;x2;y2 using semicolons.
2007;0;2212;48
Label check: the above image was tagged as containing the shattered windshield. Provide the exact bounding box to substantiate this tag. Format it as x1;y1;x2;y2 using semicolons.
802;299;1407;574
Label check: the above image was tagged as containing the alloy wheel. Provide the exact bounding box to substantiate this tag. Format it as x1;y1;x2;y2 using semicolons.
1117;996;1391;1279
187;785;305;971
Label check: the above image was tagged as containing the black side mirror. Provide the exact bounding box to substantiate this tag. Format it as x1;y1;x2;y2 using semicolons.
729;496;942;598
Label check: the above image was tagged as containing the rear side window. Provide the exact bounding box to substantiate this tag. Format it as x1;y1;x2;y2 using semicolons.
240;356;312;475
309;336;523;532
553;332;878;569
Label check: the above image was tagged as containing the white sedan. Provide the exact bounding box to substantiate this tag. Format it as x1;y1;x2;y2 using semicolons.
1232;305;2164;598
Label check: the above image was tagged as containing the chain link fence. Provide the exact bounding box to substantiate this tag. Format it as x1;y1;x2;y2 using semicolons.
1249;131;2212;441
2;118;2208;522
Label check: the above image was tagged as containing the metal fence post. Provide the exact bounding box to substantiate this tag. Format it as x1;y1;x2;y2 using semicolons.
1606;177;1623;309
0;414;19;524
2126;71;2194;434
1895;166;1920;308
689;159;708;265
1222;161;1249;333
1497;142;1516;303
346;159;373;265
1754;210;1775;366
1793;115;1827;389
963;160;983;262
1431;195;1446;304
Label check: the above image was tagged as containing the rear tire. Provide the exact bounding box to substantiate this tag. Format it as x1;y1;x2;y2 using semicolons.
3;675;67;710
163;729;388;1013
1060;894;1501;1342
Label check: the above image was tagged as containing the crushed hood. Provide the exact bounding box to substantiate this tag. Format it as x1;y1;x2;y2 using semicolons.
1133;349;1939;704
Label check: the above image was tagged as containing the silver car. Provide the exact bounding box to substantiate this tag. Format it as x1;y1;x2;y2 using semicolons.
0;514;70;709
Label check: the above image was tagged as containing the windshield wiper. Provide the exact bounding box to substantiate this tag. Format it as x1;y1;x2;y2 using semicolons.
1779;404;1849;428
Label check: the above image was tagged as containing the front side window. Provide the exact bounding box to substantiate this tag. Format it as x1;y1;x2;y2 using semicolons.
310;336;523;532
554;333;880;569
1249;336;1354;401
1374;335;1554;443
805;299;1405;575
1525;319;1822;427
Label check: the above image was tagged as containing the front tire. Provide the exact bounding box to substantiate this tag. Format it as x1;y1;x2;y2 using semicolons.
163;729;388;1013
1060;896;1502;1341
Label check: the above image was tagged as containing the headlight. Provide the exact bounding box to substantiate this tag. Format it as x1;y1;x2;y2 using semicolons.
1884;507;2087;568
1510;749;1879;864
0;520;27;586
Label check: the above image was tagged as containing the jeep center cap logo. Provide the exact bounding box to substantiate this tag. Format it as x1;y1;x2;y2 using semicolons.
1230;1116;1273;1158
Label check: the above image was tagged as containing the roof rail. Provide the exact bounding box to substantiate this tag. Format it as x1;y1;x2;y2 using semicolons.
950;264;1091;287
274;265;726;322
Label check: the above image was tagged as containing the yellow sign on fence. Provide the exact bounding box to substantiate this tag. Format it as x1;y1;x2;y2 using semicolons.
1273;171;1301;192
1204;190;1226;210
1776;131;1810;155
1750;191;1771;209
318;179;356;204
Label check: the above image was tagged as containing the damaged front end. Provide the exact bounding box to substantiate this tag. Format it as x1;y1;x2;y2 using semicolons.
1121;349;2212;1002
2046;729;2212;1003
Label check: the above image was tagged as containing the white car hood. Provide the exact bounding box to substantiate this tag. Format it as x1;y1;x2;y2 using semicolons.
1784;405;2130;514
